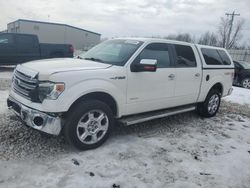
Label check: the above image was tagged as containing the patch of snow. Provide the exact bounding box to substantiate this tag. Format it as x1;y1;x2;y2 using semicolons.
0;70;14;79
0;90;9;114
1;115;250;187
223;86;250;106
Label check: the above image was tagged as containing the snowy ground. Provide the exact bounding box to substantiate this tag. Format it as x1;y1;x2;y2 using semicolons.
0;66;14;79
0;71;250;187
224;87;250;106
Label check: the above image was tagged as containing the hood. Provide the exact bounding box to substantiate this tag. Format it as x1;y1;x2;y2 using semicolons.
20;58;112;80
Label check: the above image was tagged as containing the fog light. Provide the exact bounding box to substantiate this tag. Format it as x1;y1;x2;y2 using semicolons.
33;116;44;127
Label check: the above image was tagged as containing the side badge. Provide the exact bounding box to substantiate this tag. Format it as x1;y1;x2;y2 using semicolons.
110;76;126;80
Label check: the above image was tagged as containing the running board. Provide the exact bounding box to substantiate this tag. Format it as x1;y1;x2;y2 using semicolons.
119;105;196;126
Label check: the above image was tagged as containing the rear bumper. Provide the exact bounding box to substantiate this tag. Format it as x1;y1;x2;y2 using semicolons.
7;96;62;135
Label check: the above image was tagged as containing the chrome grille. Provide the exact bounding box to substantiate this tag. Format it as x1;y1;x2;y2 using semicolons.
12;70;38;100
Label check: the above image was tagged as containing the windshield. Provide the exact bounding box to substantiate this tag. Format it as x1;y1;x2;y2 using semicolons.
238;61;250;69
79;39;143;66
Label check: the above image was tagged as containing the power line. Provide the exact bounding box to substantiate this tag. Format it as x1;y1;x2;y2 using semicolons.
225;11;240;17
225;11;240;48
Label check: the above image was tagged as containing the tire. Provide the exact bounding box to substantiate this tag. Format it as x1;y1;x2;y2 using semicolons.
241;78;250;89
197;89;221;118
63;100;114;150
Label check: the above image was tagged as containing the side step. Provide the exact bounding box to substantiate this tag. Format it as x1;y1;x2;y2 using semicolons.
119;104;196;126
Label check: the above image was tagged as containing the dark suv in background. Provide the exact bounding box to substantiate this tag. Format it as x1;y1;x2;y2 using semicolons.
233;60;250;89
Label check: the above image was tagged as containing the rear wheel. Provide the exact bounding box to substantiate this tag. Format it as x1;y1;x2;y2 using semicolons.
64;100;114;150
241;78;250;89
197;89;221;117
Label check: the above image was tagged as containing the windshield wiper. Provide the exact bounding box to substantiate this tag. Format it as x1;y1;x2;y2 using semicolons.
84;57;104;63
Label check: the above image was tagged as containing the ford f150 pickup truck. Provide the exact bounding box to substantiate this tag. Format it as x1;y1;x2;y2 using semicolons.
7;38;234;150
0;33;74;65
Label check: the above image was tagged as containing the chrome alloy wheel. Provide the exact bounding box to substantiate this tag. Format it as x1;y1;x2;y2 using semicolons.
242;78;250;89
208;94;219;115
76;110;109;144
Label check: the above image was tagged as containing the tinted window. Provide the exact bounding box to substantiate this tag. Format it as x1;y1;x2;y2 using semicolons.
134;43;171;68
237;61;250;69
234;61;241;69
174;44;196;67
217;50;231;65
0;34;14;44
201;48;223;65
16;35;34;45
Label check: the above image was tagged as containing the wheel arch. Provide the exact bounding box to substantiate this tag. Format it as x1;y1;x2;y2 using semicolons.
67;91;119;117
209;82;223;95
198;81;224;102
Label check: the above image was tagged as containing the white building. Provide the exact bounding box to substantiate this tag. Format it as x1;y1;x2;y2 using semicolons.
7;19;101;50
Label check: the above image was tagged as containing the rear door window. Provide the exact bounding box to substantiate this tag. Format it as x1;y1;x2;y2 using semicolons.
201;48;223;65
174;44;196;67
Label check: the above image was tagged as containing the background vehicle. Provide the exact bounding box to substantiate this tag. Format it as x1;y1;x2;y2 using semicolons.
7;38;234;150
0;33;74;65
233;60;250;89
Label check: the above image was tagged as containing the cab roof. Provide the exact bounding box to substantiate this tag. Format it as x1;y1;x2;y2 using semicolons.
114;37;227;51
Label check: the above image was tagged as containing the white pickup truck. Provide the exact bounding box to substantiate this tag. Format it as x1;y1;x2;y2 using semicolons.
7;38;234;150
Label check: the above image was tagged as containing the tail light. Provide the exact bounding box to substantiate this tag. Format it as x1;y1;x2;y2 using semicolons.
69;45;74;53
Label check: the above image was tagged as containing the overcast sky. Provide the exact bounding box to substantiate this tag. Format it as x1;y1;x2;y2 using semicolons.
1;0;250;43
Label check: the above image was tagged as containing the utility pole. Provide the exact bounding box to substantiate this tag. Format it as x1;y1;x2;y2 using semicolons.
225;11;240;48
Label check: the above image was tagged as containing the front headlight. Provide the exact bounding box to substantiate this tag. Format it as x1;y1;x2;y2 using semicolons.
38;82;65;101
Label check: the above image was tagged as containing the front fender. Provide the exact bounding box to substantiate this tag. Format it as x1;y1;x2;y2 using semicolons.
42;79;126;116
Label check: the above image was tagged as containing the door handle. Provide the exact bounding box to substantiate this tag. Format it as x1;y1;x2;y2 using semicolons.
195;73;200;77
168;74;175;79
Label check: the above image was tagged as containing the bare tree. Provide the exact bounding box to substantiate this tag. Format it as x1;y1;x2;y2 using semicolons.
198;31;218;46
165;33;195;43
218;17;245;49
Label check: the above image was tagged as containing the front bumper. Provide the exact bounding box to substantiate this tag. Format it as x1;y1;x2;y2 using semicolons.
7;96;62;135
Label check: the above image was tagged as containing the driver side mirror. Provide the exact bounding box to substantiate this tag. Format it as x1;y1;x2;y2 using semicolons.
131;59;157;72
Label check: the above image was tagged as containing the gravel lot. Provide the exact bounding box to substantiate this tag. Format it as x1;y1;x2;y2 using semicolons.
1;69;250;187
0;67;12;91
0;93;249;161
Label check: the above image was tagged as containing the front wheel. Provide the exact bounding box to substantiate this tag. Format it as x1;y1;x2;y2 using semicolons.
197;89;221;117
241;78;250;89
63;100;114;150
